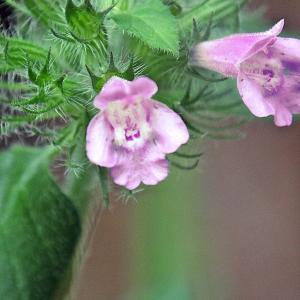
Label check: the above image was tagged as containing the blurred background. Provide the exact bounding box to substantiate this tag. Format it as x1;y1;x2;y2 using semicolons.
1;0;300;299
73;1;300;299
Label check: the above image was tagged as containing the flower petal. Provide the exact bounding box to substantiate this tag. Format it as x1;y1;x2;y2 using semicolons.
237;74;275;117
131;76;158;99
94;76;131;109
86;113;118;167
273;36;300;59
141;159;168;185
242;19;284;60
110;143;169;189
274;105;293;127
290;104;300;113
111;158;168;190
110;163;142;190
150;100;189;153
192;20;284;77
126;178;141;190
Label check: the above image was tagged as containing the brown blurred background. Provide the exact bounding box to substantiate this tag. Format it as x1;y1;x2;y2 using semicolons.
74;1;300;299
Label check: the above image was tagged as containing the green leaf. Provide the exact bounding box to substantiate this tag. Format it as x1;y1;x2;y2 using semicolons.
178;0;239;31
0;146;81;300
111;0;179;55
0;37;48;69
23;0;64;26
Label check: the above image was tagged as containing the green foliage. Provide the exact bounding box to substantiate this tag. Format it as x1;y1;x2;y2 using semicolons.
111;0;180;56
0;0;258;296
0;146;80;300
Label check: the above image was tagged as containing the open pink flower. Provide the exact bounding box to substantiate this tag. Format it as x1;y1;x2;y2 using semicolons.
86;76;189;190
193;20;300;126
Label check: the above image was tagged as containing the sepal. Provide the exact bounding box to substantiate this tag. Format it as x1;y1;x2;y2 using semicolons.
65;0;116;40
86;53;135;93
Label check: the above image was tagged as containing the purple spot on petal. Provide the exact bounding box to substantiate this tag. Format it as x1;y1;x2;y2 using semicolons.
292;84;300;93
263;69;274;78
134;131;140;138
282;60;300;73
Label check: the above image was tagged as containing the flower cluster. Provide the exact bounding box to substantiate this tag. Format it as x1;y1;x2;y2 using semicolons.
193;20;300;127
86;76;189;190
86;20;300;190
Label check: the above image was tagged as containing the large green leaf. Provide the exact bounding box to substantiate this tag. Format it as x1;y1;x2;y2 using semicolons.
23;0;64;26
0;146;80;300
111;0;179;56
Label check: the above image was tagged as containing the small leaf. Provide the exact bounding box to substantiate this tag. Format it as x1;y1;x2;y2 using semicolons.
40;48;51;74
0;146;80;299
111;0;179;55
28;65;38;84
35;48;53;86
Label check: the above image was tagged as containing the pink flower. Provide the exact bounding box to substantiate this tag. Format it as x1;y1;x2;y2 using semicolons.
193;19;300;127
86;76;189;190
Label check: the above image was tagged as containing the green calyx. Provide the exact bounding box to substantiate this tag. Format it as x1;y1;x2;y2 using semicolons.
86;53;134;93
65;0;115;41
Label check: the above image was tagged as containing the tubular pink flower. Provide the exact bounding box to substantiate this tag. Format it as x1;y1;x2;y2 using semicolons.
86;76;189;190
193;19;300;127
